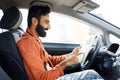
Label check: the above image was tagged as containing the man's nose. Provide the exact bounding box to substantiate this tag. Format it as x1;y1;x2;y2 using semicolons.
47;23;51;29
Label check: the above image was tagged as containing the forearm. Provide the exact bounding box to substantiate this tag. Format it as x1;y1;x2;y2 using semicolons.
48;55;66;66
57;56;74;70
58;60;67;69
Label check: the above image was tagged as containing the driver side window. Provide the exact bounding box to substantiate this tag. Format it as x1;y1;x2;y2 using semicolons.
110;34;120;44
0;9;3;33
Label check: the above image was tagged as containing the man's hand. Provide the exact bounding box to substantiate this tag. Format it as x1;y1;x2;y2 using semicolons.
65;46;82;57
58;47;83;69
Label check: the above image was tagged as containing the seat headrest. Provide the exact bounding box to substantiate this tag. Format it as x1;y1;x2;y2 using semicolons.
0;6;22;29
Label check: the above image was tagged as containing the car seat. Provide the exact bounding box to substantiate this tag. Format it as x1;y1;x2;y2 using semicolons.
9;26;24;42
0;6;28;80
0;66;12;80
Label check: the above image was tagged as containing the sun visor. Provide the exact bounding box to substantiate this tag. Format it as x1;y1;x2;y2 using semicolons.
30;0;53;11
73;0;99;13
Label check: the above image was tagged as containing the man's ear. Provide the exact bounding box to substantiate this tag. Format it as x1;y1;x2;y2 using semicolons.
31;17;38;26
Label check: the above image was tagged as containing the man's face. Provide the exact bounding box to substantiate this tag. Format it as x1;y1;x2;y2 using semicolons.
36;14;50;37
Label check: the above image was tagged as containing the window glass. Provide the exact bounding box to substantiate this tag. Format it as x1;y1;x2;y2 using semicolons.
0;29;2;33
20;9;28;31
41;12;102;44
91;0;120;28
20;9;102;44
0;9;3;20
0;9;3;33
110;34;120;44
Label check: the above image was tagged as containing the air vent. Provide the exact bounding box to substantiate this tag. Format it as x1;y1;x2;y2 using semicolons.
73;0;99;13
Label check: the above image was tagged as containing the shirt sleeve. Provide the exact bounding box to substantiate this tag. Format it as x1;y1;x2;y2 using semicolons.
48;54;66;67
17;38;64;80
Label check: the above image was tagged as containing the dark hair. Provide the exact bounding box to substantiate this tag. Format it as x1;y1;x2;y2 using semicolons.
27;5;50;27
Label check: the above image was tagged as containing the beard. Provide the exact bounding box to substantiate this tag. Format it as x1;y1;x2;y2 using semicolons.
36;24;48;37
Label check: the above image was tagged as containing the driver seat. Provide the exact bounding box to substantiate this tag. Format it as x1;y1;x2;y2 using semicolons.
0;6;28;80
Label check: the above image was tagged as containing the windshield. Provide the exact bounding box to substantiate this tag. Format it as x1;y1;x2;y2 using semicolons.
90;0;120;28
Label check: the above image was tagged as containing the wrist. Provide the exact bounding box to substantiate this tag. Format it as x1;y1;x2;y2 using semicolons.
58;61;67;69
65;53;72;58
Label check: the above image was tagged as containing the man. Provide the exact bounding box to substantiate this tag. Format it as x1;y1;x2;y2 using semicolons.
17;5;103;80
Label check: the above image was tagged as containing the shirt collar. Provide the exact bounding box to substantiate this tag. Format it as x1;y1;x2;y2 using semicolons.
25;28;43;44
26;28;38;39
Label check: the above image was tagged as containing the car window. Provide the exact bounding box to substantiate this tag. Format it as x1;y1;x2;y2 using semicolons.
110;34;120;44
90;0;120;28
0;9;3;20
20;9;102;44
41;12;103;44
0;9;3;33
19;9;28;31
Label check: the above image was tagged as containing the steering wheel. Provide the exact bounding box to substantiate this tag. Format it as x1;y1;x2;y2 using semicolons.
80;35;101;70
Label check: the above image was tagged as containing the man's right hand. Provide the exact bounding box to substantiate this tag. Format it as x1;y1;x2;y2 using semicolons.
58;47;83;69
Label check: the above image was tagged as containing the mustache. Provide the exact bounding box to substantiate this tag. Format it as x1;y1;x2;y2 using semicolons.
44;28;48;30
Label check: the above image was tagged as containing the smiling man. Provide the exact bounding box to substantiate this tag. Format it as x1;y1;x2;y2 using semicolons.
17;3;103;80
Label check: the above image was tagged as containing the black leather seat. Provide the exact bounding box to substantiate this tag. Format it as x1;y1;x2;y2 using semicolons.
0;6;28;80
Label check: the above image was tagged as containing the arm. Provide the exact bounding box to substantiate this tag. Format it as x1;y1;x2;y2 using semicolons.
58;47;82;69
48;54;66;67
48;47;82;70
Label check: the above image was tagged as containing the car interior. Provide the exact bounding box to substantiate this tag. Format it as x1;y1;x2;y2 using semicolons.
0;66;12;80
0;6;28;80
0;0;120;80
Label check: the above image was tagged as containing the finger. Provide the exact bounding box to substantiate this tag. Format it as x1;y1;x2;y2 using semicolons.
77;46;82;49
79;45;82;49
76;52;83;57
72;48;79;54
72;46;82;55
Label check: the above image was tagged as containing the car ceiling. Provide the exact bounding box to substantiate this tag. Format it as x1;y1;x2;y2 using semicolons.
0;0;79;9
0;0;81;17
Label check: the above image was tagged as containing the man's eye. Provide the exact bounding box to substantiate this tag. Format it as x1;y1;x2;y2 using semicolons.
45;20;49;24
